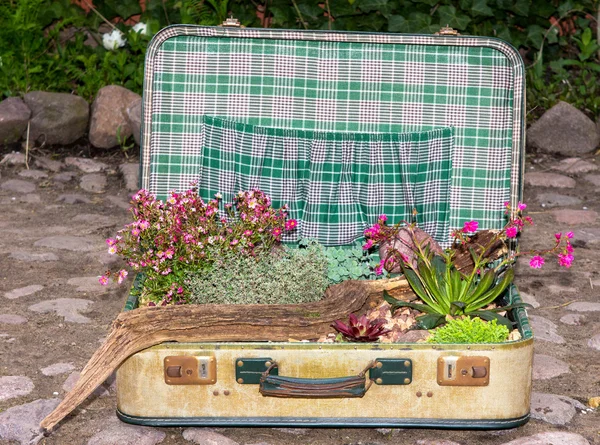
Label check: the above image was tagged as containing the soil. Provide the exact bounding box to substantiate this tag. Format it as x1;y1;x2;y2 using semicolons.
0;148;599;445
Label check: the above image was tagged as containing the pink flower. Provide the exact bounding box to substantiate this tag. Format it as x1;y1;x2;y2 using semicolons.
272;227;282;237
558;253;574;268
363;239;374;250
524;216;533;225
98;275;109;286
517;202;527;211
243;230;253;237
529;255;544;269
364;224;381;238
512;218;524;229
177;286;184;294
375;263;384;276
131;228;140;236
285;219;298;231
106;238;116;246
378;214;388;222
505;226;518;238
117;269;128;284
503;201;510;208
555;233;562;242
230;239;239;246
566;242;574;254
108;245;117;255
566;231;574;239
138;220;150;230
462;221;478;233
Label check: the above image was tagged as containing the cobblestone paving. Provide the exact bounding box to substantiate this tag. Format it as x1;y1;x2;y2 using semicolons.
0;153;598;445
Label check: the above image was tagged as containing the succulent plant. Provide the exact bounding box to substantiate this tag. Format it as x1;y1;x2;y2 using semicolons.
331;314;390;342
323;244;376;284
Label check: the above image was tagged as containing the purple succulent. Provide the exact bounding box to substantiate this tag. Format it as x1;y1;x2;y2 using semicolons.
331;314;390;342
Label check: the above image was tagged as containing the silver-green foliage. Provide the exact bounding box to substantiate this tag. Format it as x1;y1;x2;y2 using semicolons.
186;241;328;305
426;317;510;344
322;243;375;284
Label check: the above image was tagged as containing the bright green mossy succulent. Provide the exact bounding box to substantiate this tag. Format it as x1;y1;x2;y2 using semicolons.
426;317;510;344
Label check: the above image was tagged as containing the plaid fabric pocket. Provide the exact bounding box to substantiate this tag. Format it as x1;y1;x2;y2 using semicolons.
199;116;453;246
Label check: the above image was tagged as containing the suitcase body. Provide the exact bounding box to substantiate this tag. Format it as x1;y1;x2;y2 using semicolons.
117;24;531;429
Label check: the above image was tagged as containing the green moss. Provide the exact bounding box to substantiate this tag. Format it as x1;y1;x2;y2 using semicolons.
426;317;510;344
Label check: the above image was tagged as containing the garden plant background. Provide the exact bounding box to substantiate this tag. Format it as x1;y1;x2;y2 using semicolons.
0;1;599;445
2;0;600;121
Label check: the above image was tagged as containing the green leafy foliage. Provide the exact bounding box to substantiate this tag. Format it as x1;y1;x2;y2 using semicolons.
2;0;599;121
383;254;521;329
319;242;376;284
426;317;510;344
186;240;329;304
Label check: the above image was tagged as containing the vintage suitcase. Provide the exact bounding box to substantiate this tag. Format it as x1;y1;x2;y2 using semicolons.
116;23;533;429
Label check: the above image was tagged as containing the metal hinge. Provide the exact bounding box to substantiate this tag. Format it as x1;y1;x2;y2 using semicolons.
435;25;460;36
221;16;241;28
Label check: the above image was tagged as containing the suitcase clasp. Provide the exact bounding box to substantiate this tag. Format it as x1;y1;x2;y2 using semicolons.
435;25;460;36
437;356;490;386
164;355;217;385
221;16;242;28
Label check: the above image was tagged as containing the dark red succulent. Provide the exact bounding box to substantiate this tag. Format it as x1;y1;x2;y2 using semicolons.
331;314;390;342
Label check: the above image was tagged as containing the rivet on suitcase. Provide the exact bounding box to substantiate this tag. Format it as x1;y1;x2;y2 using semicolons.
116;24;532;429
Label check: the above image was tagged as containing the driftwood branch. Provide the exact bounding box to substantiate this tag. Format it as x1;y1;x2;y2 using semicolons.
40;278;409;432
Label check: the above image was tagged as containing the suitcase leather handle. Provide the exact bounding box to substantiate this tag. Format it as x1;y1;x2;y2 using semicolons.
259;361;375;398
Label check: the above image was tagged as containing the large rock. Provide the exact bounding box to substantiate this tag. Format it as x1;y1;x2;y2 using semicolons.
182;429;240;444
527;101;599;156
86;416;166;445
28;298;94;323
524;172;576;189
500;432;590;445
89;85;141;149
23;91;89;145
530;392;584;425
80;173;107;193
529;315;565;344
0;398;61;445
119;163;139;191
0;97;31;145
33;235;99;252
0;376;34;402
127;97;142;145
532;354;570;380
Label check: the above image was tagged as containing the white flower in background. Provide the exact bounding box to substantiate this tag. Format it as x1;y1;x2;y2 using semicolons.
131;22;148;35
102;29;127;51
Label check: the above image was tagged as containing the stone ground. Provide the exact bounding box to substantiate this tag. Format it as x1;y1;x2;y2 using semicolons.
0;148;599;445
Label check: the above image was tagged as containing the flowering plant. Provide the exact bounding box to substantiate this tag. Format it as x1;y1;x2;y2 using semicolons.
101;187;297;306
363;202;574;329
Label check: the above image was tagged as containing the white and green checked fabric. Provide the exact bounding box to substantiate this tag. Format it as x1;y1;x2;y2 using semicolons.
196;116;452;246
142;27;525;242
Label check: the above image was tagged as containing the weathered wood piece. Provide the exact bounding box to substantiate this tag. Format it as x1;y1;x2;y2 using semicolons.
453;230;507;274
40;278;410;432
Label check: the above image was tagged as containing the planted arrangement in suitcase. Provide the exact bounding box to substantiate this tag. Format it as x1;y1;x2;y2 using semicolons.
41;24;576;432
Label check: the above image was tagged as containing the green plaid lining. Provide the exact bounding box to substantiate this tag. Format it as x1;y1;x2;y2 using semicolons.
143;28;524;236
197;116;452;246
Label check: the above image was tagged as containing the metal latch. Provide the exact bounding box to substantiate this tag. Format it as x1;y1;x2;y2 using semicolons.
221;16;241;28
437;356;489;386
435;25;460;36
164;356;217;385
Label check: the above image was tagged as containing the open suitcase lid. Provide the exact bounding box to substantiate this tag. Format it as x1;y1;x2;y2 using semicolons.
138;25;525;247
